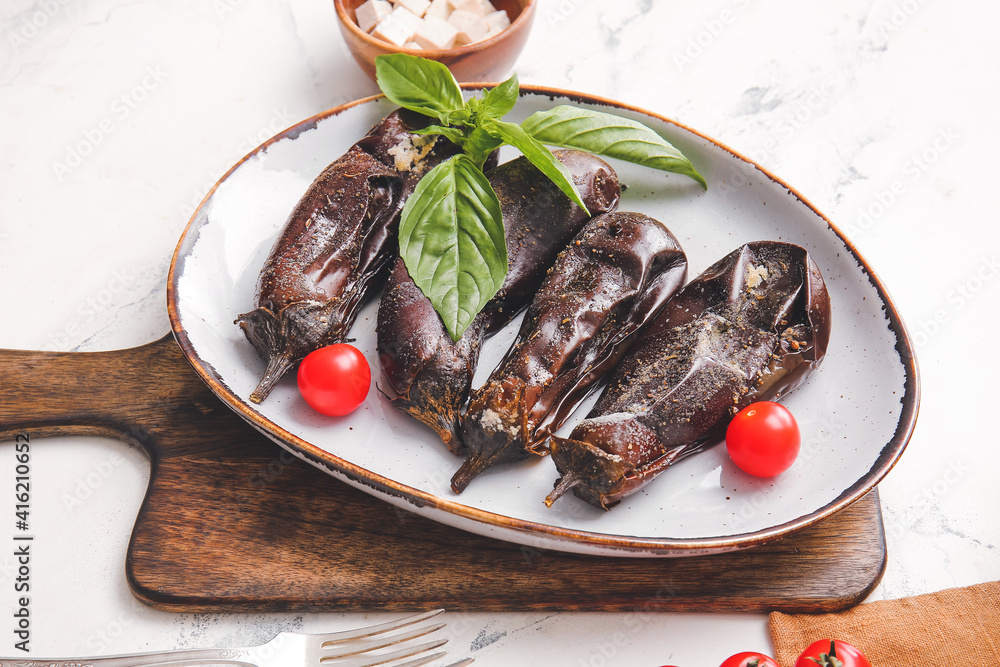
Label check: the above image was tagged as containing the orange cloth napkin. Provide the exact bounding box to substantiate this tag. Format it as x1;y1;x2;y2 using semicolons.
769;580;1000;666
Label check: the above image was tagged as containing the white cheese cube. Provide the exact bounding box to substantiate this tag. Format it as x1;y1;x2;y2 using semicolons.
425;0;450;20
395;0;431;18
404;41;423;49
447;9;489;44
484;9;509;31
372;6;424;46
449;0;491;16
355;0;393;33
414;15;459;49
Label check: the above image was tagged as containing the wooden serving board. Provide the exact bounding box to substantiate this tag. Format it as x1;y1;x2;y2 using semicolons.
0;336;886;613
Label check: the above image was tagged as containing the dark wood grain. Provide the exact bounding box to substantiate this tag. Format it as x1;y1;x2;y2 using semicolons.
0;336;886;612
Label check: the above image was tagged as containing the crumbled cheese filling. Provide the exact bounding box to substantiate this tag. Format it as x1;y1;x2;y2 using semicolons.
387;133;436;172
479;407;517;435
747;263;769;289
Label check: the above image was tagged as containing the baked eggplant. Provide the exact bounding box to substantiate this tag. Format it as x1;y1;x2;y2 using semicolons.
451;212;688;492
377;150;621;451
545;240;831;510
236;110;462;403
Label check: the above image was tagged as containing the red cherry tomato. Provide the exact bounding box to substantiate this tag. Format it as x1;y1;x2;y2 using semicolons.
794;639;871;667
719;652;780;667
296;344;371;416
725;401;800;477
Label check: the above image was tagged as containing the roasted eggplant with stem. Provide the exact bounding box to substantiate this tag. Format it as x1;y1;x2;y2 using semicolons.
377;150;621;451
451;211;688;492
545;240;831;510
236;110;464;403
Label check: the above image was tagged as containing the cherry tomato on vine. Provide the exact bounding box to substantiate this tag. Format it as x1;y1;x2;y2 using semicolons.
296;344;371;416
725;401;800;477
794;639;871;667
719;652;780;667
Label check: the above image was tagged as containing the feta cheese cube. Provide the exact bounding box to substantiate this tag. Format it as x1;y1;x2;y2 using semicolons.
404;41;423;49
425;0;451;20
395;0;431;18
414;15;459;49
355;0;393;33
372;6;424;46
484;9;509;31
449;0;492;16
447;9;489;44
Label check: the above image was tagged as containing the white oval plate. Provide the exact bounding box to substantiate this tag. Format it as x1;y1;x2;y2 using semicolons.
168;87;919;557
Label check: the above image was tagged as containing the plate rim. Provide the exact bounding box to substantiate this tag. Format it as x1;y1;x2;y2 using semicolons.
166;84;920;555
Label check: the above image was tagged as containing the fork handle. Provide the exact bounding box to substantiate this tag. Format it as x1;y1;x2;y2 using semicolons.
0;649;256;666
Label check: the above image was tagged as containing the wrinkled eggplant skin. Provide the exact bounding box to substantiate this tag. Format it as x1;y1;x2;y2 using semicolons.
478;151;621;334
377;150;621;451
547;241;831;510
377;257;487;450
236;110;462;403
451;212;688;491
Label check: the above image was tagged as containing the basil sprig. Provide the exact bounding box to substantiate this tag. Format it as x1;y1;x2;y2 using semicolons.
521;106;708;190
397;154;507;341
375;53;705;341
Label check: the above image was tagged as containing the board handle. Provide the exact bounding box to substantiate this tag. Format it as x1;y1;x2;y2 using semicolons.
0;335;253;459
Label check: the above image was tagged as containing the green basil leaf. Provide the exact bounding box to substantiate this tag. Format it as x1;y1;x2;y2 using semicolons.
375;53;464;122
521;105;707;189
442;108;472;126
412;124;467;145
399;155;507;341
479;73;519;119
483;118;590;214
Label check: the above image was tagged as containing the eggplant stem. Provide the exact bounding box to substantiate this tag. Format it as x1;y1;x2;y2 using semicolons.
544;474;582;507
390;394;463;454
450;455;490;493
249;353;296;403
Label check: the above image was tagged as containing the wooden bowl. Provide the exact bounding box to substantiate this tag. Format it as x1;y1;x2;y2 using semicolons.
334;0;536;83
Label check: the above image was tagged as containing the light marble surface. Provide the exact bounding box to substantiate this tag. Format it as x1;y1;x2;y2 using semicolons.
1;0;997;663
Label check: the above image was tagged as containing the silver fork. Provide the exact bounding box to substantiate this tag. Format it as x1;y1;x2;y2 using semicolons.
0;609;472;667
